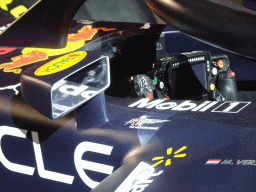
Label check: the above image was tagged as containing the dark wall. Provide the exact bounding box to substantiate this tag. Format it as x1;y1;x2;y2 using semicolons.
0;0;162;23
0;0;253;25
74;0;159;23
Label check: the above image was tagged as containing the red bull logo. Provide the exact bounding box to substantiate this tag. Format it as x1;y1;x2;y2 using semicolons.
0;47;16;55
0;25;115;74
67;25;115;42
0;50;47;73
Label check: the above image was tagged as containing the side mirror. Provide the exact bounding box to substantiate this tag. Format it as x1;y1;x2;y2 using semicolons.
21;51;110;119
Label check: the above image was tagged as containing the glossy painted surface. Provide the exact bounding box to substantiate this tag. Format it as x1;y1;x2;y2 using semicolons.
0;11;255;192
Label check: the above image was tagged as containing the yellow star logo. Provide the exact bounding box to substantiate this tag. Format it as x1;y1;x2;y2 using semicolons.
0;0;13;11
152;146;187;167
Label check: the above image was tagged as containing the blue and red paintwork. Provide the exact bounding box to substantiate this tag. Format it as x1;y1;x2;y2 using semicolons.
0;6;255;192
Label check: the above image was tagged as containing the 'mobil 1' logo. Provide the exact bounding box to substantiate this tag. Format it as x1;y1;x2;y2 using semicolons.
35;51;87;76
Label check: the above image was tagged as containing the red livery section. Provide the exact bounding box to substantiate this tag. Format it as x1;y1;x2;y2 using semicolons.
0;25;115;74
0;47;16;55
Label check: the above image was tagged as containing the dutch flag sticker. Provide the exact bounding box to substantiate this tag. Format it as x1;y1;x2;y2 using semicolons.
205;159;221;165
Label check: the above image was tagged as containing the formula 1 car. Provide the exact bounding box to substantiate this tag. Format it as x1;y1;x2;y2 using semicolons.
0;0;255;191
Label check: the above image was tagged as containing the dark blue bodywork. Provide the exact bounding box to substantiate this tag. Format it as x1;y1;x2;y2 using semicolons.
0;6;255;192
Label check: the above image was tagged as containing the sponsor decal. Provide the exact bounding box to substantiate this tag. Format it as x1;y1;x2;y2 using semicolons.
0;50;47;74
116;145;187;192
211;102;251;113
50;57;110;118
35;51;87;76
115;162;163;192
67;25;115;42
52;104;72;112
0;125;114;189
128;99;251;114
0;25;115;74
152;146;187;167
0;23;11;33
0;47;16;55
206;159;256;166
0;83;20;95
74;141;114;189
52;83;103;118
125;115;170;130
0;0;27;18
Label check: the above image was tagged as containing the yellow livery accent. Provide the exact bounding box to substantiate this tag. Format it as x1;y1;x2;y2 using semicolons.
0;0;12;11
35;51;87;76
22;41;85;57
10;5;27;18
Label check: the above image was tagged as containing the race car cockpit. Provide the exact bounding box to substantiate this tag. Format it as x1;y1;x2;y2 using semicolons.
0;0;256;118
128;0;256;102
0;1;255;192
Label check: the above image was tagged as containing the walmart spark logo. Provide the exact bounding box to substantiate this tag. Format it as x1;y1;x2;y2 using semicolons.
152;146;187;167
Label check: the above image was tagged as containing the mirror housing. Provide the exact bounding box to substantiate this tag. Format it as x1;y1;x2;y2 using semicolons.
21;51;110;119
